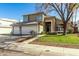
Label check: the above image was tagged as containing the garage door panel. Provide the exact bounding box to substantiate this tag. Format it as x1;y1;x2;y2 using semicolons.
22;25;38;34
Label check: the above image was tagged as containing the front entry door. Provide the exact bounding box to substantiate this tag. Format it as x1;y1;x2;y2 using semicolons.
45;22;51;33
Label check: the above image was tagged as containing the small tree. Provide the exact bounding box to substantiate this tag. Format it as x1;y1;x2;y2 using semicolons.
36;3;79;35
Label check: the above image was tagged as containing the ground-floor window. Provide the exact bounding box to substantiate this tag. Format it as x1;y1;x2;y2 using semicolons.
56;24;63;32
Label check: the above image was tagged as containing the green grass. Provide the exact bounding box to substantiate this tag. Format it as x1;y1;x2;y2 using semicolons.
39;34;79;45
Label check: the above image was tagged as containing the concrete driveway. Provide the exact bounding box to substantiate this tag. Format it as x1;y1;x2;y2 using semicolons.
0;35;20;43
0;34;32;43
0;48;32;56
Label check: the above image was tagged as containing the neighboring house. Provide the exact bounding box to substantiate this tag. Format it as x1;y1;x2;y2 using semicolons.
0;18;17;34
12;12;72;35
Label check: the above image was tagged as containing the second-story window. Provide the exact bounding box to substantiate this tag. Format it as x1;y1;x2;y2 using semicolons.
35;15;42;21
28;15;36;22
23;15;28;22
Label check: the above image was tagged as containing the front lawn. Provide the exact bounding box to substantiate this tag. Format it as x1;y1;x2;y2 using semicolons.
30;34;79;49
39;34;79;45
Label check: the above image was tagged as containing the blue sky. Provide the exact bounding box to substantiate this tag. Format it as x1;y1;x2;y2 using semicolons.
0;3;36;21
0;3;59;21
0;3;79;22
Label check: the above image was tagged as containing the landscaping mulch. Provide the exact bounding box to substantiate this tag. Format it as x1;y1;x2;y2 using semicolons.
29;39;79;49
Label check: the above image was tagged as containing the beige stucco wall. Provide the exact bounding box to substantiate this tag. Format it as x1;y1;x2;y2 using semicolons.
44;17;56;33
38;24;43;33
67;23;72;31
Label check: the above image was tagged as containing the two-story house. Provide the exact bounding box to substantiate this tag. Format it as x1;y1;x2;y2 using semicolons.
11;12;72;35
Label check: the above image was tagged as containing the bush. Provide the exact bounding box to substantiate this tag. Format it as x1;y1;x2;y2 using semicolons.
46;32;57;35
68;29;73;34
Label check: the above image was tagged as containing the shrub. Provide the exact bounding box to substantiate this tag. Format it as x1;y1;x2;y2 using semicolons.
68;29;73;34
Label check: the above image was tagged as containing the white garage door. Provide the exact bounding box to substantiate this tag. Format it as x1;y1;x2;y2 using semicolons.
22;25;38;34
14;26;20;34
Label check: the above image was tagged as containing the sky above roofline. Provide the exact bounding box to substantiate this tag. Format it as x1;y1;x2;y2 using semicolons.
0;3;36;21
0;3;79;22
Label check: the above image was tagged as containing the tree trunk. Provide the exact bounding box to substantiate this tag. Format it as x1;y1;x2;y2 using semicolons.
63;23;67;35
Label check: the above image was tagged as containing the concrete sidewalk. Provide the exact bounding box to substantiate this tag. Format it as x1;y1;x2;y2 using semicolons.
3;42;79;56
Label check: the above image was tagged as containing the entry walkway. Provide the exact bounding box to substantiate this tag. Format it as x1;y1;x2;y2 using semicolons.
22;35;44;44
